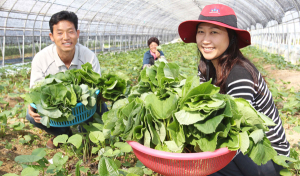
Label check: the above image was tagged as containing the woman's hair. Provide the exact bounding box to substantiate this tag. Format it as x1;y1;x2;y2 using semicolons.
147;37;160;46
198;28;258;94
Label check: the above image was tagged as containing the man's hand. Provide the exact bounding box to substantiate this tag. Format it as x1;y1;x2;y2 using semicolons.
155;50;161;58
28;104;42;123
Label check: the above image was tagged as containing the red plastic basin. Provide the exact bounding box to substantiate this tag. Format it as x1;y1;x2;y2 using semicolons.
127;141;236;176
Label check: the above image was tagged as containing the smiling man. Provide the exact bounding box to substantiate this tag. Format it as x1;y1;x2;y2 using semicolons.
26;11;107;149
29;11;101;87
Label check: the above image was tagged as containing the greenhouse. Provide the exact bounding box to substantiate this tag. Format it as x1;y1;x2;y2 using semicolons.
0;0;300;176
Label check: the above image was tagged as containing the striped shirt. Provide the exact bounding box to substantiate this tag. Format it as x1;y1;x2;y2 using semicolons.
198;64;290;156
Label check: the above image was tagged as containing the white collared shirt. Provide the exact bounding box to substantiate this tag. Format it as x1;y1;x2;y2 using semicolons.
30;43;101;88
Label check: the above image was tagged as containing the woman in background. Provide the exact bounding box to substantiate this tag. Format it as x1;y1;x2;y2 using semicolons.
142;37;164;69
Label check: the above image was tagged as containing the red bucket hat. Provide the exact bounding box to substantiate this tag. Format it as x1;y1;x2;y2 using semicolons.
178;4;251;49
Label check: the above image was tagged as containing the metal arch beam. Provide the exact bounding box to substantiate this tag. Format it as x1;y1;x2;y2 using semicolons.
2;0;19;66
136;0;182;31
102;0;128;37
289;0;300;24
91;0;121;38
31;0;52;58
74;0;89;14
135;0;190;36
38;0;56;51
220;0;256;26
31;0;52;49
0;0;8;7
111;0;159;36
65;0;75;11
219;0;269;27
78;0;101;31
129;0;166;28
238;0;274;27
271;0;286;24
86;1;112;44
218;0;265;28
115;0;147;35
109;0;136;36
118;0;155;37
249;0;283;24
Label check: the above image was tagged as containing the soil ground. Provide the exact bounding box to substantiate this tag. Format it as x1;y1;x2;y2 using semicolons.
253;58;300;151
0;59;300;176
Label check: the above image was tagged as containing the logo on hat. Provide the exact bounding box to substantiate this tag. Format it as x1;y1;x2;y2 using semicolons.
209;8;220;14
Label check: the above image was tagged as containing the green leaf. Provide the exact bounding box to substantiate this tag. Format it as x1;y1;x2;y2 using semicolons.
175;110;205;125
89;131;105;143
164;141;183;152
103;149;114;157
197;132;219;152
53;134;68;146
239;131;249;153
234;98;264;125
10;121;25;131
144;93;178;120
163;63;180;80
46;164;57;174
8;93;19;98
279;168;293;176
23;135;31;142
92;146;100;154
52;152;68;166
143;168;153;175
80;167;89;173
114;142;132;153
67;134;82;149
248;137;277;165
0;161;3;167
3;174;19;176
257;112;276;126
36;104;63;119
249;129;264;144
98;157;119;176
272;155;297;168
15;155;43;163
127;167;144;176
75;160;83;176
135;160;144;168
114;159;122;168
40;116;50;128
194;115;224;134
31;148;47;158
21;167;39;176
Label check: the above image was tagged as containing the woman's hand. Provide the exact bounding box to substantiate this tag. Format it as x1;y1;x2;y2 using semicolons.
155;50;161;58
28;104;42;123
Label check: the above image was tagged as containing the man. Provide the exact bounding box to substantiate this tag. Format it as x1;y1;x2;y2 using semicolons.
26;11;107;149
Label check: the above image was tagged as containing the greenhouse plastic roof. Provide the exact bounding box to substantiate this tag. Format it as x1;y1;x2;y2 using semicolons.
0;0;299;36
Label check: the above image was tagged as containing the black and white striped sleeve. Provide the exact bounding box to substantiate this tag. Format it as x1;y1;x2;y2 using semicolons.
225;65;256;104
225;64;290;156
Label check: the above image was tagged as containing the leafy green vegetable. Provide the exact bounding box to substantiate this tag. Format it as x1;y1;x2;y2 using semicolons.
101;60;282;166
21;63;130;127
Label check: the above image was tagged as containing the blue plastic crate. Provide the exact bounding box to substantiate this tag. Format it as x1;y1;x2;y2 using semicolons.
30;90;100;127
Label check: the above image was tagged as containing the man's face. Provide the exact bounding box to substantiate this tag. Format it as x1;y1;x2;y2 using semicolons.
49;20;80;54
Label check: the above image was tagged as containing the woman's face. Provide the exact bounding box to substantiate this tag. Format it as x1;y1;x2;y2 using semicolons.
149;42;158;53
196;23;229;61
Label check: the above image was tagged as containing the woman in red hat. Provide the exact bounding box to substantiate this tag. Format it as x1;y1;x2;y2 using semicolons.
179;4;289;176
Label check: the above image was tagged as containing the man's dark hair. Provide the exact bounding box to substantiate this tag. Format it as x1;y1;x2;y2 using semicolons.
49;11;78;33
147;37;160;46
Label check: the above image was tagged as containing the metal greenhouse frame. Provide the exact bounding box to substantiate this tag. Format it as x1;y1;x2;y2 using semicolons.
0;0;300;66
